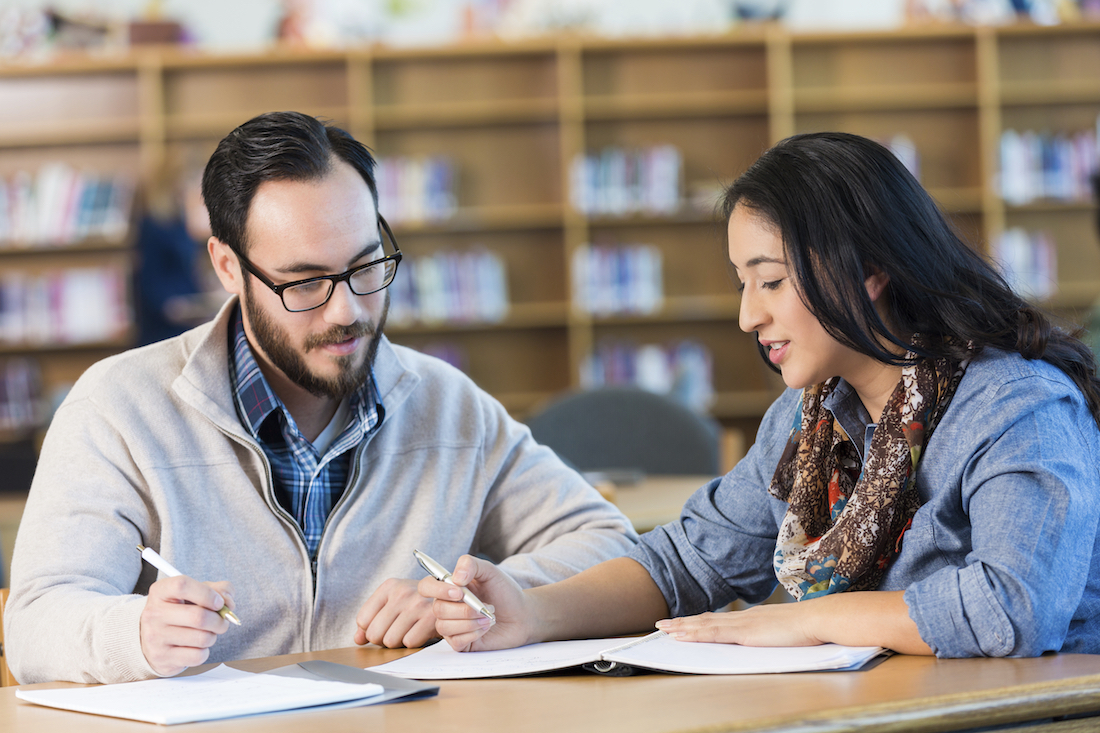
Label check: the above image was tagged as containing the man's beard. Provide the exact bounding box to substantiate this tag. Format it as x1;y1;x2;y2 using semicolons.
242;278;388;400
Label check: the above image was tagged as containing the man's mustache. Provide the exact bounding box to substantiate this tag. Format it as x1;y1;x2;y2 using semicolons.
304;322;373;351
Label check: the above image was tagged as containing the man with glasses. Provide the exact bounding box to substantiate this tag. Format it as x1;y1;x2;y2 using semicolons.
6;111;637;684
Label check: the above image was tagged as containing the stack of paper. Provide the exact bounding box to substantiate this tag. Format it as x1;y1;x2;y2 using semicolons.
17;664;386;725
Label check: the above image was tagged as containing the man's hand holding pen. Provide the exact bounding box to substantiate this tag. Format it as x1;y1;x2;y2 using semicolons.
139;575;237;677
136;545;239;677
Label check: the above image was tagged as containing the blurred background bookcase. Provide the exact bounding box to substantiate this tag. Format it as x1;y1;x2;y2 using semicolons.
1;20;1099;461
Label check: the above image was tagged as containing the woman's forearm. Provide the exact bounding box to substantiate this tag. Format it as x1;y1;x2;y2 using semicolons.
808;590;932;654
527;557;670;643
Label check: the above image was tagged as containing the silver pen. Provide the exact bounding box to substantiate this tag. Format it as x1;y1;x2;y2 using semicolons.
413;549;495;622
137;544;242;626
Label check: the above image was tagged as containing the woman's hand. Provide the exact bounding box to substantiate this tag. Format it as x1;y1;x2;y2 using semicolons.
655;591;932;655
418;554;534;652
656;602;822;647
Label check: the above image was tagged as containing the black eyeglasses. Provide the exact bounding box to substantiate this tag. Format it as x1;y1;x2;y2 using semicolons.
235;216;402;313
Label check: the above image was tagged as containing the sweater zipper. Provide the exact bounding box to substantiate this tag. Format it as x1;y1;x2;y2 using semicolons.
312;438;370;582
216;426;317;637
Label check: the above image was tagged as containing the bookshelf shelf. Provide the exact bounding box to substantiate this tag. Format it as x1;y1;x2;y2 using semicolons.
710;389;786;420
586;295;740;325
1000;81;1100;106
0;334;134;356
929;186;985;212
0;237;132;257
1;20;1097;442
374;99;559;128
389;301;570;334
584;209;721;227
165;107;350;138
793;83;978;112
1044;281;1100;310
583;90;770;119
1006;201;1097;214
0;121;142;149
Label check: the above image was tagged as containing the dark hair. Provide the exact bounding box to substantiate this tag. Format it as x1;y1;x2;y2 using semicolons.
722;131;1100;426
201;111;379;256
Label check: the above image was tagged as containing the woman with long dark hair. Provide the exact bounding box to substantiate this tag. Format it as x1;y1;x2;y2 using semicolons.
423;132;1100;657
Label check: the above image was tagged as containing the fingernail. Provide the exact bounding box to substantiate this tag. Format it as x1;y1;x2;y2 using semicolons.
214;595;225;608
453;569;469;583
654;619;669;629
448;588;462;600
477;616;492;629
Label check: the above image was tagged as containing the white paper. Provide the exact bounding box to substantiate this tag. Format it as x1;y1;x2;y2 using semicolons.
16;664;385;725
369;633;884;679
602;632;885;674
369;638;617;679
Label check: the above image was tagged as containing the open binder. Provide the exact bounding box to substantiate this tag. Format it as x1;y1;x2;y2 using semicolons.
369;631;887;680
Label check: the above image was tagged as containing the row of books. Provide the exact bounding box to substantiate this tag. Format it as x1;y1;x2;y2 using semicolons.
580;339;714;414
0;266;130;346
881;133;920;182
999;120;1099;205
572;244;663;316
376;156;457;225
0;163;136;248
0;358;42;432
388;249;509;325
993;227;1057;301
569;145;682;217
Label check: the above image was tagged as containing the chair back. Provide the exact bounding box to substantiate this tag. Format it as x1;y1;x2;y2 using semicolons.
526;387;720;476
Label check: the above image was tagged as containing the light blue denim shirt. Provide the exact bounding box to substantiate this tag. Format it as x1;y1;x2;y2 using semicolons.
630;347;1100;657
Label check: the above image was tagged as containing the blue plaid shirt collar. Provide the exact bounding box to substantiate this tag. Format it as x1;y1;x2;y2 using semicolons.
228;305;382;450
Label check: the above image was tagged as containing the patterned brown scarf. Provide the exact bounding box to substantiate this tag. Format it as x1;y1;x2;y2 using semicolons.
769;339;970;600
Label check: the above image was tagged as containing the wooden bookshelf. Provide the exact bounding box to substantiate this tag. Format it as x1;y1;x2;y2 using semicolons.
0;20;1098;445
0;60;140;453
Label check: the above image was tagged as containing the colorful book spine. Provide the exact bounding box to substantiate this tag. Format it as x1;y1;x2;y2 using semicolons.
388;249;509;325
0;357;43;432
999;117;1100;205
993;227;1057;301
570;145;682;216
376;156;457;224
0;165;135;249
581;339;714;413
0;265;131;345
572;243;663;315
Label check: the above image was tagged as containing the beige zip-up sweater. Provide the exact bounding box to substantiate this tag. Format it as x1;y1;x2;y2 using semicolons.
5;299;637;684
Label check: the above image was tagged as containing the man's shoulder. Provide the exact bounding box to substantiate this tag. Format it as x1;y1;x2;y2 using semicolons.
377;338;482;397
69;320;216;401
374;339;514;439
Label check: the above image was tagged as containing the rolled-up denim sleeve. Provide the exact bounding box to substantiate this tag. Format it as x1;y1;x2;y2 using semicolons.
629;390;798;616
905;375;1100;658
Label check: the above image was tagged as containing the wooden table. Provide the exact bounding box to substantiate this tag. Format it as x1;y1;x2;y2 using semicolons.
6;646;1100;732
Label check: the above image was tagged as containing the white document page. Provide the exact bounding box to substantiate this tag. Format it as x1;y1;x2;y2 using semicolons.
602;632;885;674
369;638;617;679
369;633;884;679
16;664;385;725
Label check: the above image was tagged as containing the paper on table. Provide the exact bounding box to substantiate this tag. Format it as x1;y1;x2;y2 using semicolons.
371;638;620;679
600;632;885;675
16;664;386;725
369;632;885;679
